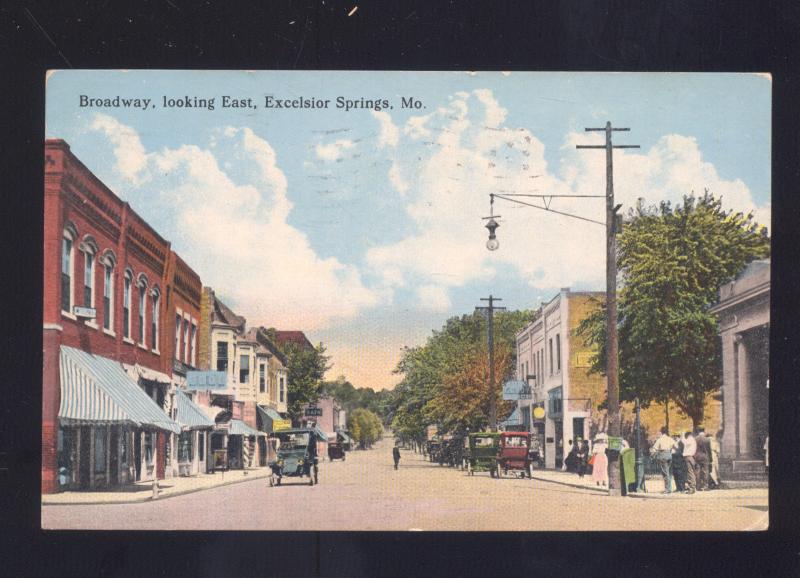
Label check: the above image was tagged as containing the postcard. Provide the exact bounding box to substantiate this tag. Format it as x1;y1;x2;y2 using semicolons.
41;71;769;530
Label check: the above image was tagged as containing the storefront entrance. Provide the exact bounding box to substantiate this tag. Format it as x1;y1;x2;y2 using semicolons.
134;432;142;481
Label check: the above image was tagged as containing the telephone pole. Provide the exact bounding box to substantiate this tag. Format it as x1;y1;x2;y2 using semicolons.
577;121;639;496
476;295;506;431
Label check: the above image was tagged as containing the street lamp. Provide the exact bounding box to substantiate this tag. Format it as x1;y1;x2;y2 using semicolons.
483;121;638;496
483;194;501;251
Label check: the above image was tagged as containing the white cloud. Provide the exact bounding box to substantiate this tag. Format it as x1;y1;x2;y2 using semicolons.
367;89;772;298
90;113;149;184
371;110;399;148
315;138;355;161
417;284;452;311
388;161;409;196
91;116;379;330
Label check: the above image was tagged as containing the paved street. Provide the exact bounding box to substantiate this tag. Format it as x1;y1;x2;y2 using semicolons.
42;436;767;531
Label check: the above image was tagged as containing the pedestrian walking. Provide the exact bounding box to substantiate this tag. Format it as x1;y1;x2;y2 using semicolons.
591;435;608;487
392;445;401;470
670;433;687;493
650;426;676;494
682;431;697;494
694;428;710;491
576;439;590;479
709;431;722;489
763;436;769;473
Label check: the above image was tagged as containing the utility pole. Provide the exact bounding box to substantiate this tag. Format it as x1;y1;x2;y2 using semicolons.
577;121;639;496
476;295;506;431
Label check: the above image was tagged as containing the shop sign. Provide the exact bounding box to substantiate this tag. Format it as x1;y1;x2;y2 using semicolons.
273;419;292;432
607;436;623;451
73;306;96;318
186;371;228;389
305;406;323;417
532;406;546;420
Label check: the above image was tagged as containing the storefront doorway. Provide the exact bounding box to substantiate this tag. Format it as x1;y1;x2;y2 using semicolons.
134;432;142;481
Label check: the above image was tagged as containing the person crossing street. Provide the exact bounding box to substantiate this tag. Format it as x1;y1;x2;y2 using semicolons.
393;445;401;470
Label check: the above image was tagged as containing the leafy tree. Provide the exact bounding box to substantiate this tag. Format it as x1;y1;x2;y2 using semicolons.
283;342;331;423
348;407;383;449
390;309;532;439
577;192;769;428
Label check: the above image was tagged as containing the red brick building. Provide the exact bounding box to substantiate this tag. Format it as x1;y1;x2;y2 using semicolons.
43;139;200;493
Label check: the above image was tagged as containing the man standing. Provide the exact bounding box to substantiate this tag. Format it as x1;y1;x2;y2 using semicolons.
393;445;401;470
671;433;687;493
683;431;697;494
694;428;711;491
650;427;676;494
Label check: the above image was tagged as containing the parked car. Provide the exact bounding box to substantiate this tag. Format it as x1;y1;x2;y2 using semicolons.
466;432;501;476
497;432;534;478
427;440;443;463
328;441;346;461
269;428;320;486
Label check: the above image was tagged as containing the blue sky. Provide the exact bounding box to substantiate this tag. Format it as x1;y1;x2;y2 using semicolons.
46;71;771;389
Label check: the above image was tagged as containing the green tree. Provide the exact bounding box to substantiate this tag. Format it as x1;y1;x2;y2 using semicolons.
348;407;383;449
390;309;533;438
577;192;769;428
284;342;331;423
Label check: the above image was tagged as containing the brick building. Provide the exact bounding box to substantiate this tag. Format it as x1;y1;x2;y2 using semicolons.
43;139;183;493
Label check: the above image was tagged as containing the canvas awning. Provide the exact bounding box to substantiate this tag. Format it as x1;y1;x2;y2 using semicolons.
174;390;214;430
500;407;523;427
122;362;172;385
229;419;262;437
257;405;292;433
313;426;329;442
502;380;529;400
337;431;352;444
58;346;180;434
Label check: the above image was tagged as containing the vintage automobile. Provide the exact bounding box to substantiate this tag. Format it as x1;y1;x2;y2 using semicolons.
466;432;501;476
268;428;320;486
327;440;346;461
444;435;467;468
427;440;443;463
497;432;534;478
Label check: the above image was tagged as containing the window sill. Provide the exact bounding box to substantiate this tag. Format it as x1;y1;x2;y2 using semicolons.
103;328;116;337
151;349;160;355
61;311;77;321
84;320;99;330
138;343;149;351
123;337;135;345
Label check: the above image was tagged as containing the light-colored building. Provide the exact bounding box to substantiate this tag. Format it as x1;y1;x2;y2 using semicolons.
710;259;769;478
515;289;602;468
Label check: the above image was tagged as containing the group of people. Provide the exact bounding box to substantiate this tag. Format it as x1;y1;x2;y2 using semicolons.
563;433;626;487
651;426;721;494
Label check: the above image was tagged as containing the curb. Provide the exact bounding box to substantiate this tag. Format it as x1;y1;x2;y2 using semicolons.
529;473;609;494
42;471;270;506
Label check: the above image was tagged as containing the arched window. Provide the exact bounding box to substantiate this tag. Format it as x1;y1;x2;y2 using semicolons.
80;236;99;312
150;287;160;352
137;274;148;346
61;223;77;314
100;251;116;332
123;269;133;339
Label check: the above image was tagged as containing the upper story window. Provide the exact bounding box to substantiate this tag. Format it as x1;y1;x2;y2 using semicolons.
150;288;160;351
137;275;148;346
123;270;133;339
101;251;115;332
259;363;266;393
190;322;197;367
216;341;228;372
279;375;286;403
174;314;182;360
239;354;250;384
549;339;554;375
60;224;77;314
555;334;561;372
183;318;190;362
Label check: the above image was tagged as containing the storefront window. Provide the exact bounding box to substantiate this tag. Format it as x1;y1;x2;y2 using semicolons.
145;432;154;464
120;431;128;465
57;427;72;487
179;431;193;463
198;432;205;460
94;427;107;474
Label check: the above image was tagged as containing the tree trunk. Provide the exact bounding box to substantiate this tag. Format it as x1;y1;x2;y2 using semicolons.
664;396;670;433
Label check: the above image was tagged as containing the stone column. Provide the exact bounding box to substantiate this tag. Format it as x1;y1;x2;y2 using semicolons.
736;336;751;458
720;330;738;461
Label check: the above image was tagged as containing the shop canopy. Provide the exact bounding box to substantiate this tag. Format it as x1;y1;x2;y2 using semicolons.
228;419;263;437
174;390;215;430
336;431;352;445
58;346;180;434
122;362;172;385
502;380;529;400
313;426;329;442
257;405;292;433
500;406;523;427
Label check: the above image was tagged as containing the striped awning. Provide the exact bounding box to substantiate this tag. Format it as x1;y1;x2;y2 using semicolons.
122;363;172;385
175;390;214;430
500;407;523;427
313;426;329;442
257;405;292;433
337;431;352;444
229;419;262;437
59;346;180;434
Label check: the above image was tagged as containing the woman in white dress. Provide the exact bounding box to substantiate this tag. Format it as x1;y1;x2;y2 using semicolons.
591;435;609;487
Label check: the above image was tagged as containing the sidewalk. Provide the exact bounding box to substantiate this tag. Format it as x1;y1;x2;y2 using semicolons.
530;468;768;500
42;467;271;506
